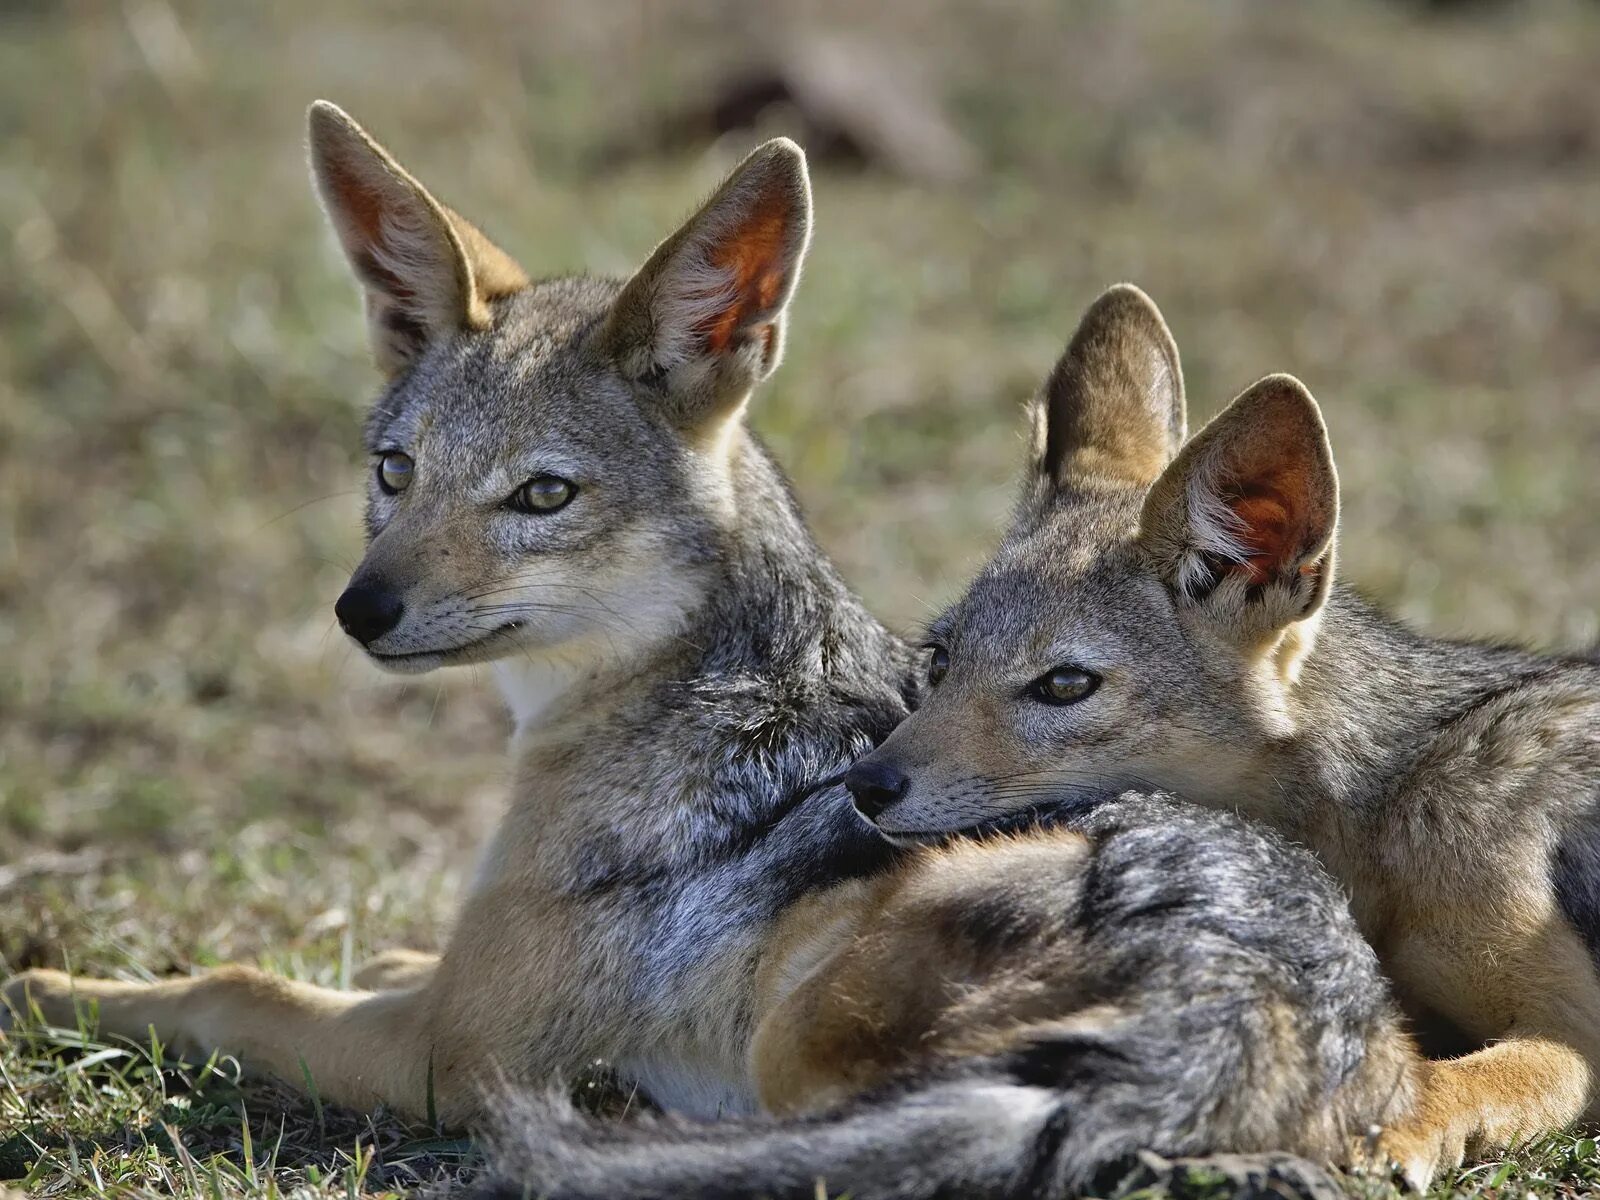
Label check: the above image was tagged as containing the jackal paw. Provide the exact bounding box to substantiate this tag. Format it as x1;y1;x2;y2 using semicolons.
1;968;83;1031
1348;1119;1467;1192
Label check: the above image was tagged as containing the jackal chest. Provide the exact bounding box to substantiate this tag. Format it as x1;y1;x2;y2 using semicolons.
589;889;776;1117
617;1054;760;1119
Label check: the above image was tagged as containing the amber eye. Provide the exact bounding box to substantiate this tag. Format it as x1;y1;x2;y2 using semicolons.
1030;666;1100;706
377;451;413;495
926;645;950;686
510;475;576;514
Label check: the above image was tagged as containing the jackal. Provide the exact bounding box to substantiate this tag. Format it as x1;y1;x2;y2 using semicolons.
843;284;1600;1185
3;103;917;1123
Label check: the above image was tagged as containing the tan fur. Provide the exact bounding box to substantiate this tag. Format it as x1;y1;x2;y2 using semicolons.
349;947;440;992
1328;699;1600;1183
1037;284;1185;488
753;836;1093;1113
749;840;1100;1113
858;285;1600;1187
8;886;590;1123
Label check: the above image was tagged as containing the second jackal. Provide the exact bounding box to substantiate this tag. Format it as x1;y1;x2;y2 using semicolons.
847;284;1600;1185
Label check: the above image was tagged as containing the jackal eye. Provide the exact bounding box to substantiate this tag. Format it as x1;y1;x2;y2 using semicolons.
1029;666;1099;706
925;645;950;686
376;451;413;495
510;475;576;515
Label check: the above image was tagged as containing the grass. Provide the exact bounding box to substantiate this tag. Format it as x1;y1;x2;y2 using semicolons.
2;1013;476;1196
4;0;1600;1195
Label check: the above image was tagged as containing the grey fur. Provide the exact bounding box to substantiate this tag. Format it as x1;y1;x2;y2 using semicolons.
474;797;1411;1200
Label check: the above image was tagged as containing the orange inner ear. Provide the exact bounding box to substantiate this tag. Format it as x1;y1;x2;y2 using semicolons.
327;164;413;301
1228;467;1314;585
697;194;792;354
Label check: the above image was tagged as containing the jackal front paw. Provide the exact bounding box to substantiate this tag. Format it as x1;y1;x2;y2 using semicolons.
1349;1119;1468;1192
1;968;86;1031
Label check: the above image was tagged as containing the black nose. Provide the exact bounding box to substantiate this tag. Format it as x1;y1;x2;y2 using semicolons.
845;759;910;820
335;584;404;646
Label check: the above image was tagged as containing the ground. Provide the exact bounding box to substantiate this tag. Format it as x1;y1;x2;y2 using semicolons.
3;1;1600;1196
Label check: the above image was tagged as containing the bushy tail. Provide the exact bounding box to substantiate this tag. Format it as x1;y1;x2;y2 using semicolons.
473;1066;1074;1200
473;1029;1344;1200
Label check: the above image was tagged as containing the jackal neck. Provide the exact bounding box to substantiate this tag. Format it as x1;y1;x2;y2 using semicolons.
491;425;909;747
483;423;910;907
682;428;909;693
1280;587;1555;813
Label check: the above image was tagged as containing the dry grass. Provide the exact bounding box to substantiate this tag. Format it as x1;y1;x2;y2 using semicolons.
4;0;1600;1195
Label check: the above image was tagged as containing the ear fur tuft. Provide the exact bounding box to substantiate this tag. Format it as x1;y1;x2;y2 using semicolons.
1141;373;1339;634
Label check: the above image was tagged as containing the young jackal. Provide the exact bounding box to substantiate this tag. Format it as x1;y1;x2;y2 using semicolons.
845;284;1600;1185
3;104;916;1122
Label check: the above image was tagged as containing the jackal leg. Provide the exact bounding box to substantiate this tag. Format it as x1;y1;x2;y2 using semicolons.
749;878;893;1114
1;965;477;1120
3;883;591;1125
1375;1036;1590;1188
1371;917;1600;1188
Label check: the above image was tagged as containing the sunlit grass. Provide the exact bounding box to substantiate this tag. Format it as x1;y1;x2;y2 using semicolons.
5;0;1600;1194
2;1010;475;1198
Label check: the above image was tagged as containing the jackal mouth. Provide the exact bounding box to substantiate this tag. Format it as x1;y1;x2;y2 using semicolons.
873;806;1057;848
363;620;527;670
877;828;958;849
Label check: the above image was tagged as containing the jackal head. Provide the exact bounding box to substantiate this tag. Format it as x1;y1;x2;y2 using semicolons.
845;285;1340;839
307;102;811;675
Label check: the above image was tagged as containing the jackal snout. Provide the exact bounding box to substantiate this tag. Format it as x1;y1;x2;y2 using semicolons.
333;579;404;646
842;758;909;819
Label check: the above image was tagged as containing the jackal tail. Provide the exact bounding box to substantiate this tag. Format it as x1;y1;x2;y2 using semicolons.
472;1038;1336;1200
475;1070;1063;1200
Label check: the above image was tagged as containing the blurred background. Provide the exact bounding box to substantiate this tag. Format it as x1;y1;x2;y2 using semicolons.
3;0;1600;1008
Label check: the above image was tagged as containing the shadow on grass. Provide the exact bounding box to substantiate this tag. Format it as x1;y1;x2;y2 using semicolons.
10;1018;1600;1198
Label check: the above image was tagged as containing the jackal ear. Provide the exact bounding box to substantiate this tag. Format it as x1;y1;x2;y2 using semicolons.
599;138;812;435
308;101;528;375
1031;284;1186;491
1139;374;1338;639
